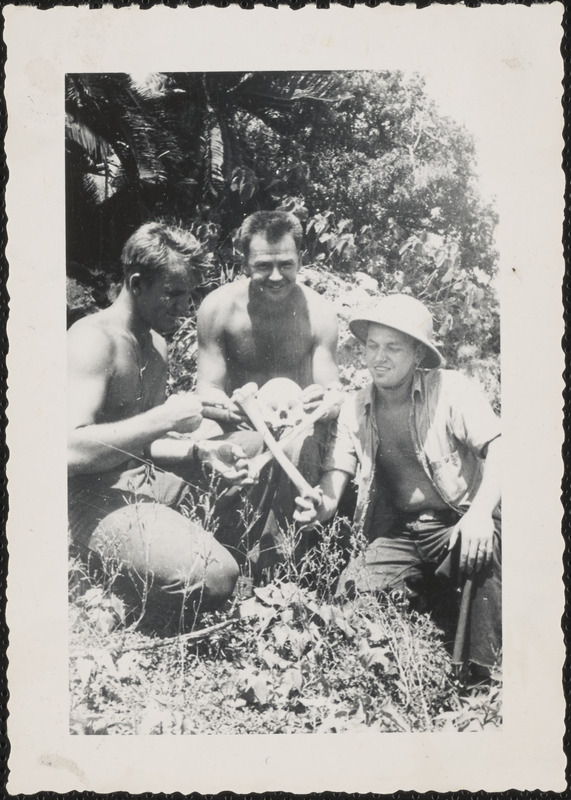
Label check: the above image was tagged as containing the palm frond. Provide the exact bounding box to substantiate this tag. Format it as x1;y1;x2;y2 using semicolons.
234;72;351;109
80;172;107;206
206;116;225;196
66;116;114;166
128;72;172;100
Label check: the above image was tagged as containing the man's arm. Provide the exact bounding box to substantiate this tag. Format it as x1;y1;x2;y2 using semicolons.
294;469;350;526
311;300;339;387
68;323;202;475
148;434;252;486
303;294;341;416
294;391;358;524
196;291;244;424
196;290;230;395
449;436;501;575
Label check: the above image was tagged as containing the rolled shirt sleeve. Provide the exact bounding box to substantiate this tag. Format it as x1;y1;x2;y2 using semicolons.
445;371;501;457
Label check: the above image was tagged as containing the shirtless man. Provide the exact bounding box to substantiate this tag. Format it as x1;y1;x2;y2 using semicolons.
196;210;340;419
196;210;342;572
295;295;502;679
68;222;250;627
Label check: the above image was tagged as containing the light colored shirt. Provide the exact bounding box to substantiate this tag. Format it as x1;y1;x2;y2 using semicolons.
322;369;501;538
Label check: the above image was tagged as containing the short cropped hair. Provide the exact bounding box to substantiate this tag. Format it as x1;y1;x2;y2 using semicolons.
239;211;303;261
121;222;203;283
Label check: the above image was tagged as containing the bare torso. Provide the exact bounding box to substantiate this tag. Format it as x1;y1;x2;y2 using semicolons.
375;399;447;513
228;283;315;390
72;308;168;425
208;280;321;392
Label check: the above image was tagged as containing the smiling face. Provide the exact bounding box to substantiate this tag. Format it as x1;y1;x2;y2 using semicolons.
245;233;300;302
364;323;423;392
134;259;193;334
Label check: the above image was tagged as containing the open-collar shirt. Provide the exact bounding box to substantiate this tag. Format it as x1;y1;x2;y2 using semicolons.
322;368;501;538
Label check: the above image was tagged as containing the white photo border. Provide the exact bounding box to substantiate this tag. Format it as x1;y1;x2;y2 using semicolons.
4;4;566;794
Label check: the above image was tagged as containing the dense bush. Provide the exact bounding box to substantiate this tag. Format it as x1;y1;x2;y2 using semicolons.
66;70;500;375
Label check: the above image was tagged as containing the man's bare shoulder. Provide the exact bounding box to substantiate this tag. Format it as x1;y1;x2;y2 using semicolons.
198;278;249;323
68;310;116;346
68;311;119;372
299;283;338;332
300;283;336;315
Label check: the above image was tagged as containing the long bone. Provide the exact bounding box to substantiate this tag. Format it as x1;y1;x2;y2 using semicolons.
246;397;333;480
233;383;314;497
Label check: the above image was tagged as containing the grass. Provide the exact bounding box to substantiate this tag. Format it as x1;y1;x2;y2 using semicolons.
69;512;502;736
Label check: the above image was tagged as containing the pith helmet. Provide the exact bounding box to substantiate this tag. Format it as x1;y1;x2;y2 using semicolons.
349;294;443;369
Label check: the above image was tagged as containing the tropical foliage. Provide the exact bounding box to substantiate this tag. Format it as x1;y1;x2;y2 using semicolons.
66;69;499;373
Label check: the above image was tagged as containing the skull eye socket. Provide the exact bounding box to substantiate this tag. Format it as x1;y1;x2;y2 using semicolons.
257;378;304;427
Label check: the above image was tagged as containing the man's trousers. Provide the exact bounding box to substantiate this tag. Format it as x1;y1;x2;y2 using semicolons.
337;508;502;670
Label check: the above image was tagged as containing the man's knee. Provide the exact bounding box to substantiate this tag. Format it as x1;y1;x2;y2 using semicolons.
139;515;239;611
140;520;239;612
198;543;239;610
132;543;239;617
337;535;423;598
86;502;238;613
337;559;402;598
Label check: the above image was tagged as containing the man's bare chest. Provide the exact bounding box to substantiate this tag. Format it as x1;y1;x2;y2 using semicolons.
102;351;166;422
376;404;416;457
225;306;314;370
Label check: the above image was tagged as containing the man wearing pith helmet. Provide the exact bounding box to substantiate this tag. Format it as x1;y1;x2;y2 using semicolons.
295;293;501;682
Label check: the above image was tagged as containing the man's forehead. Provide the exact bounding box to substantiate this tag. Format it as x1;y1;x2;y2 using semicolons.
159;259;194;286
248;233;299;256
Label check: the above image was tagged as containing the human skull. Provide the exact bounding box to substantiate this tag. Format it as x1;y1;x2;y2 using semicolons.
256;378;305;431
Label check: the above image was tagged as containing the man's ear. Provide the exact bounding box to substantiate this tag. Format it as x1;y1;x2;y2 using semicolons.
127;273;143;295
415;343;427;366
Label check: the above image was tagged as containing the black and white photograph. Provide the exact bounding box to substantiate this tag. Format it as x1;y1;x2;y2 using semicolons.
66;69;503;735
5;5;565;794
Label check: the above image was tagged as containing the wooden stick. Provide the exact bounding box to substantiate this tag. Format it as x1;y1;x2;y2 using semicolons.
70;619;238;655
452;574;475;665
233;383;314;497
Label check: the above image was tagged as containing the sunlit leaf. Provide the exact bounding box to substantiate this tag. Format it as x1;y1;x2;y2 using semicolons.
438;313;454;336
331;606;356;638
364;620;386;643
254;584;283;606
442;266;456;284
220;680;237;698
273;623;291;649
248;674;270;706
380;703;412;732
316;603;334;625
278;667;303;697
115;651;139;681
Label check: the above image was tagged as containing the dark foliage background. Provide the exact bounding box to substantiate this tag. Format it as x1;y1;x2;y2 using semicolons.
66;70;500;400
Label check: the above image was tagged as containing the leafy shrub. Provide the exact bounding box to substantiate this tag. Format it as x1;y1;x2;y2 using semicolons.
69;508;502;735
